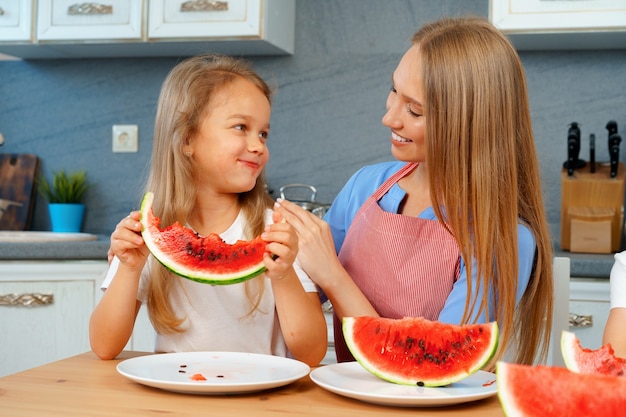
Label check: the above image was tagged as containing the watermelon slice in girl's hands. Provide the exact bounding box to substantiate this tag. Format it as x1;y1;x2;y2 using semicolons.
561;330;626;377
497;362;626;417
342;316;498;387
140;192;267;285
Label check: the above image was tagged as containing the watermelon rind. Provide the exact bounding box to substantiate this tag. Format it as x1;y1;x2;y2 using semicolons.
561;330;581;373
342;316;499;387
497;361;626;417
139;192;267;285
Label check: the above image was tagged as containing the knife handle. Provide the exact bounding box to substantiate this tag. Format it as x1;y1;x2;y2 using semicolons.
590;134;595;173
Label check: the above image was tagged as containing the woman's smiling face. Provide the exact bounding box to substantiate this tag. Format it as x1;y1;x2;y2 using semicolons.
381;44;427;163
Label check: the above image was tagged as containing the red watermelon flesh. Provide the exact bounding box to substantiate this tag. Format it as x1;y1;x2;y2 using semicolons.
497;362;626;417
342;316;498;387
561;330;626;377
139;192;267;285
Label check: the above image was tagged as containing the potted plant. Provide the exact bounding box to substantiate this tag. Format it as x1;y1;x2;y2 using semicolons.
38;170;90;233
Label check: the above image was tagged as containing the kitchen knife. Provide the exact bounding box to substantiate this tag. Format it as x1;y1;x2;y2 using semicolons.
563;122;585;176
607;121;620;178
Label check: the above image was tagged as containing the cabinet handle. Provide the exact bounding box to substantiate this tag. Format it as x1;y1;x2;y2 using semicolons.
68;3;113;15
180;1;229;12
569;313;593;328
0;293;54;307
0;7;4;16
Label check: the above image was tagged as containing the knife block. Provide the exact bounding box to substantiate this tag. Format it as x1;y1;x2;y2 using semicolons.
561;162;625;253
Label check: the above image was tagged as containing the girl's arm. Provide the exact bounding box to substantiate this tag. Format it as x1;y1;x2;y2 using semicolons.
603;308;626;358
89;211;149;360
262;212;328;366
603;252;626;357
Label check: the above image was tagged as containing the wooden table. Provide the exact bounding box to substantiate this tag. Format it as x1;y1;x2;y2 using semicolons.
0;351;506;416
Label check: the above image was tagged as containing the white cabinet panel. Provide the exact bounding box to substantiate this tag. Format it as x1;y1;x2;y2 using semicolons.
37;0;143;41
0;260;108;377
0;0;32;41
149;0;259;38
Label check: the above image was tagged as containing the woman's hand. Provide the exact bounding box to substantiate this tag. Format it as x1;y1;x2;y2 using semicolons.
272;199;341;285
110;211;150;271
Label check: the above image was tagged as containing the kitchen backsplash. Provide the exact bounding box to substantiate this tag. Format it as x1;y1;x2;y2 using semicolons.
0;0;625;238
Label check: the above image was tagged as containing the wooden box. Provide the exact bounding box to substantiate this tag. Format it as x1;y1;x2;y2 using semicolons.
561;163;625;253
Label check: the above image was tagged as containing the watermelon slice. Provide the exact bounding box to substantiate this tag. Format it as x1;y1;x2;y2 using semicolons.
140;191;267;285
497;362;626;416
342;316;498;386
561;330;626;377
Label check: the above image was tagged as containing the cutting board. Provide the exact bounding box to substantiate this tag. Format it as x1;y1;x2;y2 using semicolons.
0;154;39;230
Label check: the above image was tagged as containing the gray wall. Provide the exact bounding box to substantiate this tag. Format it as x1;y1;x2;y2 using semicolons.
1;0;625;244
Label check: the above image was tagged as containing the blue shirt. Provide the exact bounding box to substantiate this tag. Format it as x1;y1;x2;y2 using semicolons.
325;161;536;324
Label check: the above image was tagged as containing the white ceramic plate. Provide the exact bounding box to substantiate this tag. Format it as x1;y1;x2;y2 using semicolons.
116;352;310;395
310;362;497;407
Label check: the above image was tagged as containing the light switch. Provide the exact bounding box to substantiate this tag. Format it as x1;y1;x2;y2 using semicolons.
112;125;138;153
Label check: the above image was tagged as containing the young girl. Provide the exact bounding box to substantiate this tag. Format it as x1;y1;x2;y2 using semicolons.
277;17;553;366
89;54;328;367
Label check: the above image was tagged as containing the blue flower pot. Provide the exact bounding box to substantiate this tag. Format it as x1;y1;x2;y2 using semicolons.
49;203;85;233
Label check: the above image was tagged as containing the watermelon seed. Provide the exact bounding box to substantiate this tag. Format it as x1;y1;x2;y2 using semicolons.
416;381;424;387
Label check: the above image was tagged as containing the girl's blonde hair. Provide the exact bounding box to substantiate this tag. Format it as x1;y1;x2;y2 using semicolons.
144;54;275;334
413;17;554;365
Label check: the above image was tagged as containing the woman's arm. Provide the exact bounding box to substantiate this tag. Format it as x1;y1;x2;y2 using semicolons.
438;224;536;324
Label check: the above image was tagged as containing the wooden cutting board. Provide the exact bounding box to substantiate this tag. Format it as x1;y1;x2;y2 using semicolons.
0;154;39;230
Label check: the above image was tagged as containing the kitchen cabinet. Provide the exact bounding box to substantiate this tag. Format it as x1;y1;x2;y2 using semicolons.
37;0;143;41
0;0;32;42
0;0;295;59
569;277;610;350
0;260;155;377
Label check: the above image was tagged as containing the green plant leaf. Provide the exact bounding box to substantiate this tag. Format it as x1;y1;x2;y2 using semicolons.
37;170;91;203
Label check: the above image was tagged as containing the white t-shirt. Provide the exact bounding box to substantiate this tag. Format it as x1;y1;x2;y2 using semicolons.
610;251;626;309
101;209;317;356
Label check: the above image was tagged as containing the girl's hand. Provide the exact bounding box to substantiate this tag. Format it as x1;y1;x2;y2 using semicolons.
272;199;340;285
261;210;298;280
110;211;150;270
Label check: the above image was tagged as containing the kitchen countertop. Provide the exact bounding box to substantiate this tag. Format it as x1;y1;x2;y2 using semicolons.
0;234;110;260
0;233;617;278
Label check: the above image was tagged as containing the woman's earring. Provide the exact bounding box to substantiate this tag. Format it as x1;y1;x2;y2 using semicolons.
185;151;192;157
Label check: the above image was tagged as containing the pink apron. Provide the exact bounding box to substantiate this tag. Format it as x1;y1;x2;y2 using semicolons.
334;162;461;362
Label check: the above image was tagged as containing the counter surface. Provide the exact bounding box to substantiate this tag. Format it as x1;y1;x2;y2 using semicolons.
0;351;506;417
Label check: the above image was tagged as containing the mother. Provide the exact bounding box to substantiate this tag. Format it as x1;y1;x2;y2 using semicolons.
277;16;553;365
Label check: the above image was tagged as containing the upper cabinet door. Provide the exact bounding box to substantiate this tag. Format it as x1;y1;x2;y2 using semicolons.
37;0;143;41
149;0;260;39
0;0;32;41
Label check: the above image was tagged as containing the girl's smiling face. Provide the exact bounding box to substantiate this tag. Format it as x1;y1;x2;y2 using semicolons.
186;76;271;195
382;44;427;163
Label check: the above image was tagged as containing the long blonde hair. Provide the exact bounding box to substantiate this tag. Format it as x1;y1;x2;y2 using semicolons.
413;17;553;365
144;54;274;334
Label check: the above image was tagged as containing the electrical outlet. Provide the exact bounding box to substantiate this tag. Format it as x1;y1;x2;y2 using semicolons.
112;125;138;153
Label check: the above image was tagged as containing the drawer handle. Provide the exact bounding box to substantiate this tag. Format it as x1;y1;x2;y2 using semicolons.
180;1;229;12
0;293;54;307
68;3;113;15
569;313;593;328
0;7;4;16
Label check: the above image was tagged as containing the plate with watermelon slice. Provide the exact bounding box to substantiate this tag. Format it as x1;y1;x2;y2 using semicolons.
310;362;497;407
